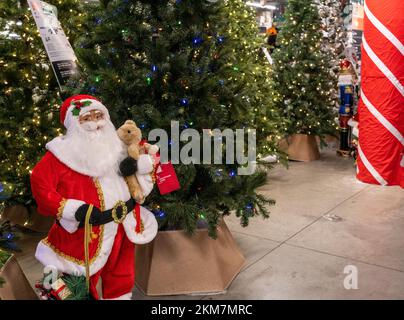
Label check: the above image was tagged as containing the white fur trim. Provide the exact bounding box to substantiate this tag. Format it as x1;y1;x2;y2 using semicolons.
136;172;154;197
35;221;118;277
123;206;158;245
59;199;84;234
64;99;110;130
98;171;132;208
137;154;154;174
102;292;132;300
135;155;155;197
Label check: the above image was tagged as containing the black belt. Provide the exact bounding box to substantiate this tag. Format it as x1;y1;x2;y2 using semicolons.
100;198;136;224
94;198;136;226
71;198;137;228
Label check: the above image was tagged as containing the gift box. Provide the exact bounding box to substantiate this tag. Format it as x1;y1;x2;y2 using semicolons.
279;134;320;162
135;220;245;296
0;255;38;300
50;278;72;300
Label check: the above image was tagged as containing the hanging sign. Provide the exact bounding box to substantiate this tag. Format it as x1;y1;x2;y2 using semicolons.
27;0;79;87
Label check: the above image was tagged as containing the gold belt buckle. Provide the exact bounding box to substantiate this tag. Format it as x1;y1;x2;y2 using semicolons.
111;200;128;224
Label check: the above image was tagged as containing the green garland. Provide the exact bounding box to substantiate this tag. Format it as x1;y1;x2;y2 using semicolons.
62;274;91;300
0;249;11;266
0;249;12;288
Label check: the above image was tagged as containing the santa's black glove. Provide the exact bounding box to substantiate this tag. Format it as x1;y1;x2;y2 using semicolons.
75;204;103;228
119;156;138;177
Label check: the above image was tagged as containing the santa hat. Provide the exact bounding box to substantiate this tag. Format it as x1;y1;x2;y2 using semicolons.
60;94;110;129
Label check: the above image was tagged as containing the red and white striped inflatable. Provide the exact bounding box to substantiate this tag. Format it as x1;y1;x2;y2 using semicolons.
357;0;404;188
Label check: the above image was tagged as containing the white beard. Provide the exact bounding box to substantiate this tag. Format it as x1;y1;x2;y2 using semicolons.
46;118;127;178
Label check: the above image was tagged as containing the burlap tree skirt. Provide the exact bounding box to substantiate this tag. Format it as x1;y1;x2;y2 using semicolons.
135;220;245;296
0;255;38;300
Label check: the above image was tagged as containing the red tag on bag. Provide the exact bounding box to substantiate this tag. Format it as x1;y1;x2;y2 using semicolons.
156;162;180;195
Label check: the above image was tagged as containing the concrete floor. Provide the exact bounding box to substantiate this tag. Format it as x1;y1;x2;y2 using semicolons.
15;148;404;299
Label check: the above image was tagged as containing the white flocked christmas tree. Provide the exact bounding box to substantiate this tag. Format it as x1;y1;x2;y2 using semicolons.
315;0;347;108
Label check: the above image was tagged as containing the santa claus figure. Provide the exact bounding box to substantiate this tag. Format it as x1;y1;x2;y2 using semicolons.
30;94;158;300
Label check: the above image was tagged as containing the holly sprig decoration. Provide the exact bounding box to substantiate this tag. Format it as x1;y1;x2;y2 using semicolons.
71;100;92;116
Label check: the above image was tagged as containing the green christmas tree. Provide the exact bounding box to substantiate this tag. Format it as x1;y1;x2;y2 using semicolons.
217;0;287;159
272;0;338;137
70;0;283;237
0;0;86;206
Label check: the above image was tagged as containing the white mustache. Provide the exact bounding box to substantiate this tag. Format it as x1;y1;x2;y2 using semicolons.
80;120;106;132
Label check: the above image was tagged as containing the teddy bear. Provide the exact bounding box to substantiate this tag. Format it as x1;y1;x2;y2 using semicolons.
117;120;159;204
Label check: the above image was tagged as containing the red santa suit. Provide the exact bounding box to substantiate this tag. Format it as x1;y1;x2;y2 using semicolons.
31;95;158;300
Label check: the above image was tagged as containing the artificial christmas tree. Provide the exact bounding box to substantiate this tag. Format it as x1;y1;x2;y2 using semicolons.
315;0;348;155
216;0;286;162
272;0;338;161
70;0;282;237
0;0;86;210
315;0;347;96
